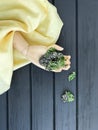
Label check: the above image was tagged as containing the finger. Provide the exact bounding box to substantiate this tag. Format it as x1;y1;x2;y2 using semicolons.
64;55;71;60
63;57;71;70
63;65;71;70
65;59;71;65
48;44;64;51
64;55;71;65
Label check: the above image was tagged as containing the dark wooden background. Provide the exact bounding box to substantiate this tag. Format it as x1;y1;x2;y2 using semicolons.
0;0;98;130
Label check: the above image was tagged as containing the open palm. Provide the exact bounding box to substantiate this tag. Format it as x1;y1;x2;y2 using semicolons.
13;32;71;72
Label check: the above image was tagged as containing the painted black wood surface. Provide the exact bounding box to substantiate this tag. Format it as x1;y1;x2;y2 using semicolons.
0;0;98;130
78;1;98;130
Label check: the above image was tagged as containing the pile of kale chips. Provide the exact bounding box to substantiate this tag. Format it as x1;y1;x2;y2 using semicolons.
39;47;65;71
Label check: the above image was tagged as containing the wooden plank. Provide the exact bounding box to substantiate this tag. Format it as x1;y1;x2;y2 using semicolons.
30;1;53;130
31;66;53;130
8;66;30;130
54;0;76;130
0;93;7;130
78;1;98;130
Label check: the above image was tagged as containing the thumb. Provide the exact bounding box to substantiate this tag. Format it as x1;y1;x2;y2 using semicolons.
48;44;64;51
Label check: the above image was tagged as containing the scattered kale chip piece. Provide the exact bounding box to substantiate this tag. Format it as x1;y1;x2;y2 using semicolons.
39;47;65;71
68;72;76;82
61;90;74;103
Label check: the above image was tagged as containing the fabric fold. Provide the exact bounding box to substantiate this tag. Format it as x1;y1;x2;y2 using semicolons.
0;0;63;94
0;32;14;94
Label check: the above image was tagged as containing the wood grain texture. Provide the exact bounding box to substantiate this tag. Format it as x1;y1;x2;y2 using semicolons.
31;66;53;130
54;0;76;130
78;1;98;130
0;93;7;130
8;66;30;130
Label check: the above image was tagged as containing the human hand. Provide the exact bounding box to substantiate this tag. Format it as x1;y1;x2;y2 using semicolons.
13;32;71;72
26;44;71;72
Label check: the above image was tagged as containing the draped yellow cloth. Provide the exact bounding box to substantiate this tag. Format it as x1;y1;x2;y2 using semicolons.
0;0;63;94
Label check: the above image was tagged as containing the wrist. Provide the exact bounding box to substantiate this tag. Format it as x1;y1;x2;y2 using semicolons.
13;32;30;57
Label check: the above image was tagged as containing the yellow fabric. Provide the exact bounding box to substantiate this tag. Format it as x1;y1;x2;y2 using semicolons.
0;0;63;94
